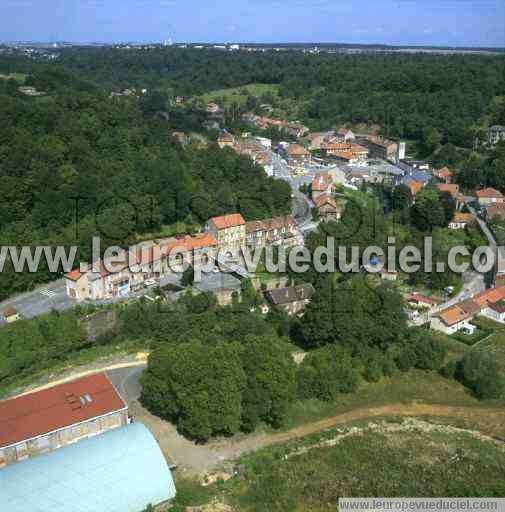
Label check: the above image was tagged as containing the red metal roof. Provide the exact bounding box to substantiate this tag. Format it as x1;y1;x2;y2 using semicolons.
0;373;126;449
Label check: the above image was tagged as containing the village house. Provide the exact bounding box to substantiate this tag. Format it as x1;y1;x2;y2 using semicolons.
476;187;504;207
379;269;398;281
407;293;440;312
406;179;424;200
65;255;134;302
315;194;343;222
206;102;222;114
431;304;476;335
486;202;505;220
398;158;431;172
249;115;309;138
332;152;363;166
303;131;334;151
433;166;453;183
321;142;369;162
3;306;20;323
286;143;312;166
171;131;189;146
311;173;335;201
335;127;356;142
0;373;128;467
488;125;505;146
217;131;235;148
436;183;464;209
364;135;398;162
206;213;246;250
175;95;184;104
449;212;474;230
264;283;314;316
245;215;298;248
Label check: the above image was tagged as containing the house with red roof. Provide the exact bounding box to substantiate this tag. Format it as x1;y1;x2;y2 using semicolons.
311;173;335;201
433;166;453;184
315;194;344;222
476;187;504;207
0;372;128;467
206;213;246;249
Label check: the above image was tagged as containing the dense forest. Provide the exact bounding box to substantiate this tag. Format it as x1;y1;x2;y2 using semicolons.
3;48;503;147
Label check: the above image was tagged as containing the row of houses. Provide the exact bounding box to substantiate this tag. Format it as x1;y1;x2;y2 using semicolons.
431;286;505;335
65;213;300;301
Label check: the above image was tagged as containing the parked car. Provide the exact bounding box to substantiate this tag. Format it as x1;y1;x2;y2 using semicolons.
145;278;157;287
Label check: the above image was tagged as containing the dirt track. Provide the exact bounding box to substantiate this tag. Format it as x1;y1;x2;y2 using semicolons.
207;403;505;461
137;401;505;475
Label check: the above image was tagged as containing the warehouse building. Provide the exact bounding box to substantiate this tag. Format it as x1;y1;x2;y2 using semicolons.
0;372;128;467
0;422;177;512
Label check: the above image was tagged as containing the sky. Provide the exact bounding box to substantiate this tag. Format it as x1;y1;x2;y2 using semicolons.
1;0;504;47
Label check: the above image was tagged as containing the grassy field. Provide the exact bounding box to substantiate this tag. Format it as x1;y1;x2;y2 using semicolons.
171;418;505;511
200;83;279;106
279;369;483;432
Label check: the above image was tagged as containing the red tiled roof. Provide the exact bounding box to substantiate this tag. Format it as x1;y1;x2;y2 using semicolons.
287;144;310;156
408;180;423;196
0;373;126;449
407;293;439;305
312;173;333;192
246;215;295;234
65;268;85;281
315;194;337;208
437;305;471;327
209;213;246;230
171;233;218;251
437;183;460;196
3;306;18;318
473;285;505;308
476;187;504;199
451;213;474;224
434;166;453;179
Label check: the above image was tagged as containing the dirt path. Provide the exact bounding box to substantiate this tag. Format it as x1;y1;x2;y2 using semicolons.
205;403;505;465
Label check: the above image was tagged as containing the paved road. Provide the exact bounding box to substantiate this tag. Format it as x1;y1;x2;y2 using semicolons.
268;149;318;232
107;364;146;403
0;278;75;326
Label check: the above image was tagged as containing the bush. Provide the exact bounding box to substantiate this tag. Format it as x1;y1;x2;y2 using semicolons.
296;345;359;401
458;350;505;399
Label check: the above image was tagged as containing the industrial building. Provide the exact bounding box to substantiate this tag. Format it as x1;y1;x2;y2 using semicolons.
0;372;128;467
0;422;177;512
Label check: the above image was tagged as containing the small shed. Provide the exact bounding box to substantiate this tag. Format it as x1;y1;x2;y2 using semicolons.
3;306;20;323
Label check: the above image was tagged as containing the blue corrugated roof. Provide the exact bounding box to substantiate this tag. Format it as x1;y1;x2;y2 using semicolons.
0;423;176;512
